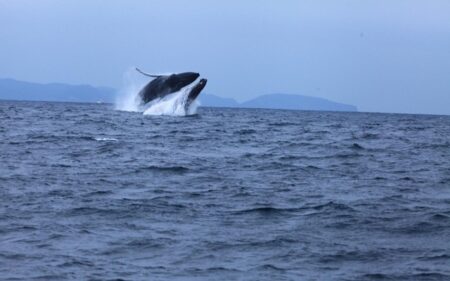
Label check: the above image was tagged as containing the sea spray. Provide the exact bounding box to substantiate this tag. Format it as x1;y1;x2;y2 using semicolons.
115;68;148;112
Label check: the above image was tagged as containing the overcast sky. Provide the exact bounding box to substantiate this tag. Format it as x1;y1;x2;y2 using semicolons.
1;0;449;114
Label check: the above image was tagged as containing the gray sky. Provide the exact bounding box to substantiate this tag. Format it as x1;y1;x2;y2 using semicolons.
1;0;450;114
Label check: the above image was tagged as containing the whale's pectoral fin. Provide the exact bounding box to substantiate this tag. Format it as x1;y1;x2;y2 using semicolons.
135;67;162;78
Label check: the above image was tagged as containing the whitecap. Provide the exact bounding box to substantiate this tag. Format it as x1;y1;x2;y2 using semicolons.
94;137;118;142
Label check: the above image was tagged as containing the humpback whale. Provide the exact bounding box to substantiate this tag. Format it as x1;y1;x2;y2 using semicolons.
135;68;206;107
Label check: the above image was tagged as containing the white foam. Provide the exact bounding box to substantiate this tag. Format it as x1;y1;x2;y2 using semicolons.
95;137;118;141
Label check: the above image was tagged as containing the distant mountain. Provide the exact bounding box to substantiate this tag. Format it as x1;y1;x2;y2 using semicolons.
241;93;357;112
198;94;239;108
0;78;357;112
0;78;116;103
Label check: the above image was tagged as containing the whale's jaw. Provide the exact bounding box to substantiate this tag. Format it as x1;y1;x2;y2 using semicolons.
185;79;207;110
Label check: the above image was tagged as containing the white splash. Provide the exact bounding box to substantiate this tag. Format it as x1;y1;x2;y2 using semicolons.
115;68;148;112
115;68;198;116
143;87;199;116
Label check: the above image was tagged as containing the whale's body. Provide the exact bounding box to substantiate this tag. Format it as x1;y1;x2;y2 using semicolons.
136;68;207;109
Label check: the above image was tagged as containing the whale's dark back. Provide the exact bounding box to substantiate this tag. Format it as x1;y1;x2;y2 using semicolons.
139;72;199;104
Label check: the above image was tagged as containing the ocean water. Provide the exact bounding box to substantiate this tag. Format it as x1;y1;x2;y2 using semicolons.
1;100;450;281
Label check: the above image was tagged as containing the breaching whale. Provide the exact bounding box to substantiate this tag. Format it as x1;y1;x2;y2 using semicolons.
135;68;207;109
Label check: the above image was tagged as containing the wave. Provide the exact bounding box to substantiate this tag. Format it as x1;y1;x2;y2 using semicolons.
312;201;355;212
136;165;190;174
233;206;305;215
361;273;450;280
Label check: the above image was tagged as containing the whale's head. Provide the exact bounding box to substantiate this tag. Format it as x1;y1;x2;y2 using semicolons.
186;78;207;105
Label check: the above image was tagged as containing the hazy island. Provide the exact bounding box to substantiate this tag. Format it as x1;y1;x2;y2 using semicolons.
0;78;357;112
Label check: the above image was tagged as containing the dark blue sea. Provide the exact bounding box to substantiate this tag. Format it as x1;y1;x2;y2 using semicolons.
1;100;450;281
